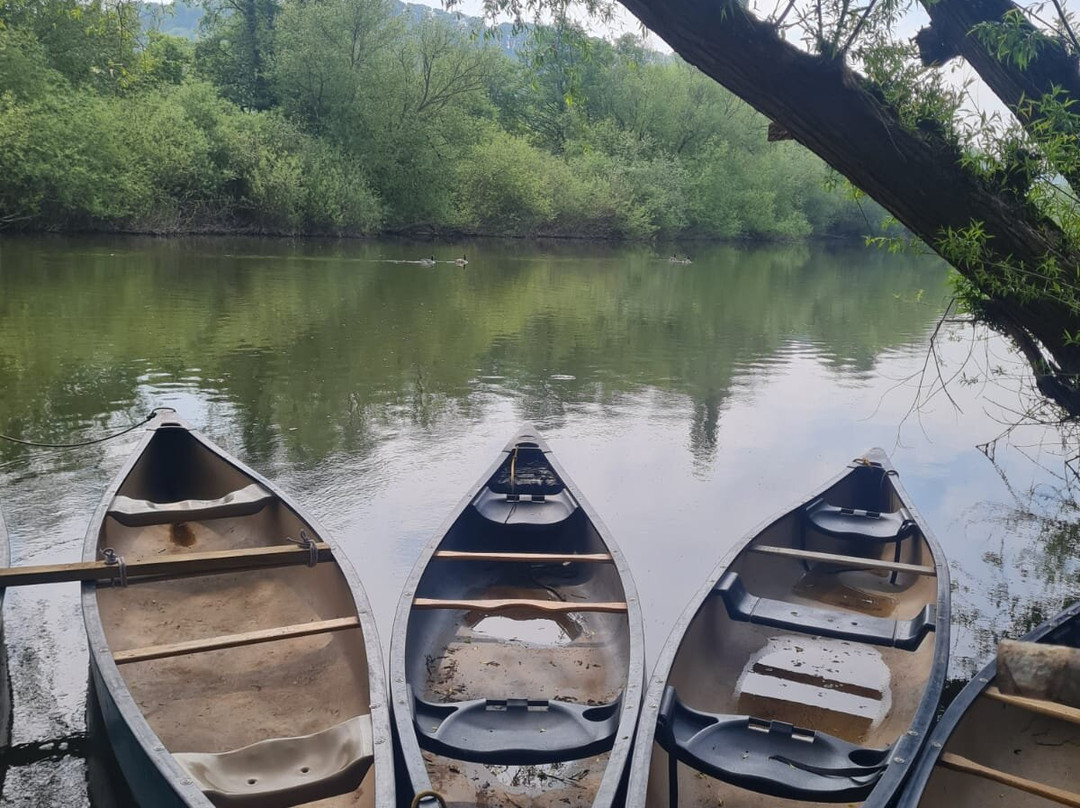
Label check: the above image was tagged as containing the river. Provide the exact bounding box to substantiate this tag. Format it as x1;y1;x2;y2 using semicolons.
0;235;1077;805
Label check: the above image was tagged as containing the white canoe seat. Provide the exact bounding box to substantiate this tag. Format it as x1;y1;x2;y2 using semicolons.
108;483;275;527
736;635;891;740
174;714;373;808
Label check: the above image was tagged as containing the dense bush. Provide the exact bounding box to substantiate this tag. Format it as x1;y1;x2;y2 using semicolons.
0;0;892;239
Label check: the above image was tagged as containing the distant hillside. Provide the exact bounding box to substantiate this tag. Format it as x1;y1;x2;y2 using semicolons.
138;0;202;38
138;0;529;53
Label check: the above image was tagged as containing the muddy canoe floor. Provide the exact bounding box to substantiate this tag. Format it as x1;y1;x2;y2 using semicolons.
94;516;376;808
420;618;622;807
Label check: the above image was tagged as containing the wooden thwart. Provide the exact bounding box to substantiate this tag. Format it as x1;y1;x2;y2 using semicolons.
750;545;935;576
114;616;360;665
939;752;1080;808
984;686;1080;726
0;542;333;588
413;597;627;614
433;550;612;564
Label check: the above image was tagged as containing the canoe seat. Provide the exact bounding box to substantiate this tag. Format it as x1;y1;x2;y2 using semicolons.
108;483;275;527
804;498;916;543
657;686;889;802
712;571;935;650
736;635;891;739
473;488;577;526
412;690;621;765
173;714;373;808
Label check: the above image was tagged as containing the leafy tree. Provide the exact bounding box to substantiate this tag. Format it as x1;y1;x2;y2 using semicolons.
0;0;141;90
194;0;277;108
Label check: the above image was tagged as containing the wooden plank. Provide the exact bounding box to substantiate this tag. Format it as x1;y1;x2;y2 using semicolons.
984;686;1080;726
114;616;360;665
433;551;612;564
939;752;1080;807
413;598;628;614
0;542;334;587
749;545;935;576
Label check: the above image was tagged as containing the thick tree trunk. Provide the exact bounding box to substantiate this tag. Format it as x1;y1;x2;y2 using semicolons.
615;0;1080;412
915;0;1080;194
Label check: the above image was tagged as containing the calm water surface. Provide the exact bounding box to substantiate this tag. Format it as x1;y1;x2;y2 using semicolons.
0;235;1077;805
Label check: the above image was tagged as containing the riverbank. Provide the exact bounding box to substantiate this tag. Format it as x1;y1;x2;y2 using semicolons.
1;5;892;245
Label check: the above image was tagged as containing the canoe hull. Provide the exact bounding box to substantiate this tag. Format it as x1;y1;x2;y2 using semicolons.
626;449;951;808
0;505;11;759
81;411;394;807
896;600;1080;808
391;427;645;808
89;649;195;807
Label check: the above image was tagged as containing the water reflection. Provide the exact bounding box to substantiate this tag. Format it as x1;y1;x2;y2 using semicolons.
0;235;1077;805
0;237;947;468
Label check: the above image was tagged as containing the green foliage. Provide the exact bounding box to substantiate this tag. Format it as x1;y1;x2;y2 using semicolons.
0;0;141;91
194;0;277;108
972;9;1046;70
0;0;888;239
0;23;60;99
859;37;964;140
0;80;382;232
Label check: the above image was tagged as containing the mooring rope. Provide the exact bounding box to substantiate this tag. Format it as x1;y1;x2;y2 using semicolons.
0;408;168;450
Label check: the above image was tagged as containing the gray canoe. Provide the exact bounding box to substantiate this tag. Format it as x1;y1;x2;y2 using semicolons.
626;449;951;808
895;600;1080;808
0;503;9;754
81;409;394;808
390;427;645;808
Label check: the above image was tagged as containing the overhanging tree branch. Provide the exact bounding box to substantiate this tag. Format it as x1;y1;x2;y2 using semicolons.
610;0;1080;412
914;0;1080;193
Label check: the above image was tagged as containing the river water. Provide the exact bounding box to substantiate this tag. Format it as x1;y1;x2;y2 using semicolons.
0;235;1077;805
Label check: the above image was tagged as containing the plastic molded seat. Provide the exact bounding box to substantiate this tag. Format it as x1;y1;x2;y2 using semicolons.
174;714;373;808
712;571;935;651
412;690;621;764
657;687;889;802
108;483;274;527
804;498;915;542
472;488;577;526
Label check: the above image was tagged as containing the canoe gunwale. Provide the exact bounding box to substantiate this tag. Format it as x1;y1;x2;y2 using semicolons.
80;410;395;807
625;448;952;808
0;502;10;755
895;597;1080;808
389;426;646;808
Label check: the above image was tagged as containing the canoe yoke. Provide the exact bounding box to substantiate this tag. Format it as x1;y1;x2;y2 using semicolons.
656;686;889;802
712;571;936;651
804;498;917;544
107;483;276;527
174;714;374;808
412;690;622;765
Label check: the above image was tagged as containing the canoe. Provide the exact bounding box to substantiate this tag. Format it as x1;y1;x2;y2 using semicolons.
626;449;950;808
895;600;1080;808
390;427;645;808
81;409;393;807
0;503;9;752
